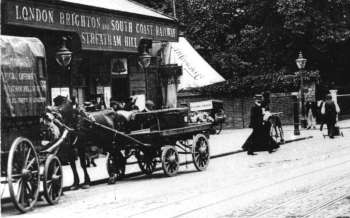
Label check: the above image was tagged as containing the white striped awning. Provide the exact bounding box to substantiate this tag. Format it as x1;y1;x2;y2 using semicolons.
60;0;175;21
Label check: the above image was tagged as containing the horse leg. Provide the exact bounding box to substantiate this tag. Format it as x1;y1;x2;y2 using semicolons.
108;152;118;185
69;154;80;190
108;150;125;185
78;148;91;188
91;156;97;167
86;153;91;167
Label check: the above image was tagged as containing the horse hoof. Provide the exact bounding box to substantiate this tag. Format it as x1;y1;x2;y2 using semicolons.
37;194;44;201
70;185;80;191
81;184;90;189
108;177;117;185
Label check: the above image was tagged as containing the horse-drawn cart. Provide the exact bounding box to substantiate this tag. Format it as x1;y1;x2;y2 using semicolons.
1;36;68;212
82;108;214;181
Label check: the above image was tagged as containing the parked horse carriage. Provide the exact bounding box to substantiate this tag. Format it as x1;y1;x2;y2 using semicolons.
187;99;226;134
1;36;70;212
110;108;214;177
64;107;215;186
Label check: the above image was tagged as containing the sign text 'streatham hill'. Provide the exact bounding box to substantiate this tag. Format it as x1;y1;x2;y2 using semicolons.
8;1;178;52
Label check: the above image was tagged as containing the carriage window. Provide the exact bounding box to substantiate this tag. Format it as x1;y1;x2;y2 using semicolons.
37;58;46;78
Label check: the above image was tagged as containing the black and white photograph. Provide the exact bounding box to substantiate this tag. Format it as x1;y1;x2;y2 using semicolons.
1;0;350;217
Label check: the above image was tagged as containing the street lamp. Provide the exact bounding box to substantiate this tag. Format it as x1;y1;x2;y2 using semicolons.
138;39;152;68
295;51;307;129
138;49;152;69
138;39;152;105
55;37;72;67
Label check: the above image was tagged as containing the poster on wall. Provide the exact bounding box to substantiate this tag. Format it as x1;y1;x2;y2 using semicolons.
96;86;104;95
111;58;128;75
133;94;146;111
51;87;70;105
104;86;111;108
72;88;85;107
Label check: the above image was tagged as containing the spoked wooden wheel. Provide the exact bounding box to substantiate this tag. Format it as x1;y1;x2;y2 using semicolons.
106;151;126;183
43;155;63;205
270;125;284;144
192;134;210;171
161;146;179;177
7;137;40;213
136;150;158;175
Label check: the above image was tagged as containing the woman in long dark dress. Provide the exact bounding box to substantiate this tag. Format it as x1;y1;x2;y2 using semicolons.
242;95;279;155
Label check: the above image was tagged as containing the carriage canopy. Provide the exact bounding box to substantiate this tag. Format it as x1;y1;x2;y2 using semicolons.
1;35;47;117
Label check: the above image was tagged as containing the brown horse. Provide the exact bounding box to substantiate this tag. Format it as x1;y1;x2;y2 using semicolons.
53;96;131;189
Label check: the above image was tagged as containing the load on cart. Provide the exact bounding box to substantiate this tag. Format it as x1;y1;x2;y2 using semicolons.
1;36;71;213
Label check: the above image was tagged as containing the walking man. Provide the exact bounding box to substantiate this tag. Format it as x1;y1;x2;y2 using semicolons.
321;94;340;138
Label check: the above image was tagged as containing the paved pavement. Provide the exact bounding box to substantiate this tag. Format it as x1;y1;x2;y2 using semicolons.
2;120;350;199
53;119;350;189
2;119;350;217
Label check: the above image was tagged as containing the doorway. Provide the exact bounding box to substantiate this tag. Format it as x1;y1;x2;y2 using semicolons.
112;76;129;101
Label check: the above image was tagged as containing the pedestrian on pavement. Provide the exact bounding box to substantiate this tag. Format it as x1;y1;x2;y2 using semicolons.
306;100;317;129
242;94;279;155
317;99;326;131
321;94;340;138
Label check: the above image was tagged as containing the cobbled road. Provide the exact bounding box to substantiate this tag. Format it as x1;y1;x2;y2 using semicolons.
2;128;350;218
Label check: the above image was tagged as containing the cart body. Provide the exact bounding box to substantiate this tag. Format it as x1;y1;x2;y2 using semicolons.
83;107;213;179
1;36;65;213
1;35;47;151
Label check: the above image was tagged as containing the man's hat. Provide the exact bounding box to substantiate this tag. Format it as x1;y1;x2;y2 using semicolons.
254;94;263;100
326;94;332;100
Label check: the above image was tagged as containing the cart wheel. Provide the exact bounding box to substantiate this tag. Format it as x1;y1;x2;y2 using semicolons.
214;110;225;134
43;155;63;205
7;137;40;213
161;146;179;177
270;125;282;144
106;151;125;181
192;134;210;171
136;150;157;175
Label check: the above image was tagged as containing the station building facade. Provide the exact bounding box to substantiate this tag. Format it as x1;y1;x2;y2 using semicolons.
1;0;179;108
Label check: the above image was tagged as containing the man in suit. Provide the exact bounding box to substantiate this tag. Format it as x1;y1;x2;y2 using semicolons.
321;94;340;138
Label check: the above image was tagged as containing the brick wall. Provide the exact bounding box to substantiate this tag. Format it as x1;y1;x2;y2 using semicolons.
178;92;296;129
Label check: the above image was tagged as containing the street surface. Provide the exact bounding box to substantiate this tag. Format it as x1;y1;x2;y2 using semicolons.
2;124;350;218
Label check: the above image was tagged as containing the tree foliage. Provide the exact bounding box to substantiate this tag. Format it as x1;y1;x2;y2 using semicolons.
201;70;320;97
134;0;350;93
